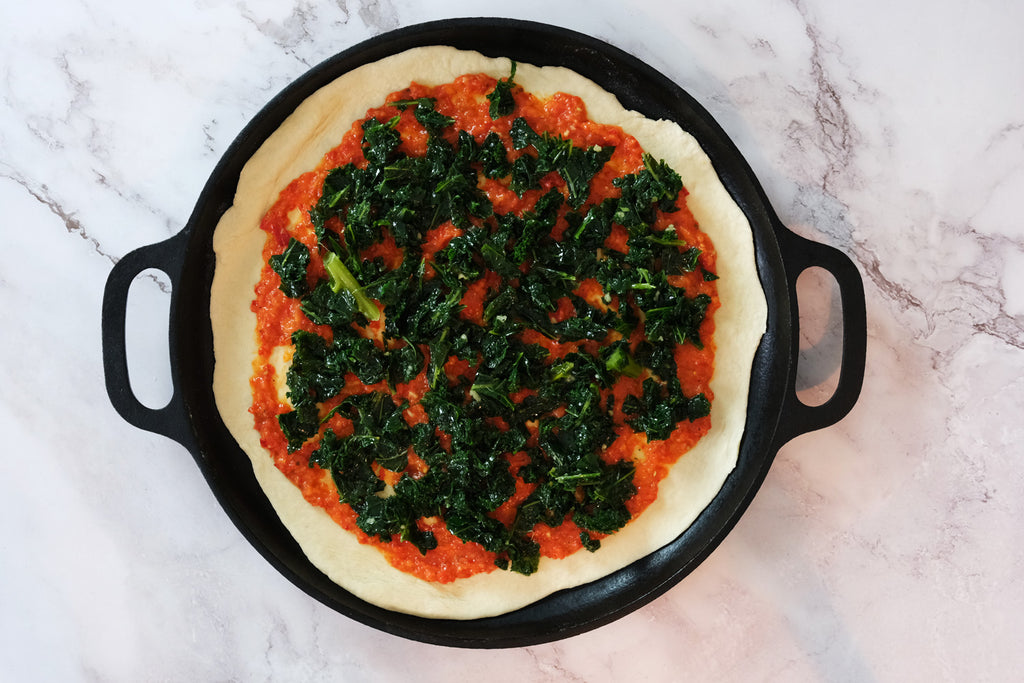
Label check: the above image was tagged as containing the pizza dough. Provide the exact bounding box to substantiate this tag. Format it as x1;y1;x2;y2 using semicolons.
210;46;767;619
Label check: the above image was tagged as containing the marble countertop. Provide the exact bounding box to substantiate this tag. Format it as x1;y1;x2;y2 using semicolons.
3;0;1022;680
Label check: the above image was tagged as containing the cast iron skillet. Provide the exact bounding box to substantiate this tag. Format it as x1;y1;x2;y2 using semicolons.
101;18;866;648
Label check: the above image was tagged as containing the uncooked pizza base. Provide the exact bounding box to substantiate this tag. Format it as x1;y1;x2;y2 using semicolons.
210;46;767;619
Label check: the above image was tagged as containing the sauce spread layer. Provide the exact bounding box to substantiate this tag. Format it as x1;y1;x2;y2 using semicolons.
248;67;720;583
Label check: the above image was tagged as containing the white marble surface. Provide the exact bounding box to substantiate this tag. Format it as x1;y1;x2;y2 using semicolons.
2;0;1022;679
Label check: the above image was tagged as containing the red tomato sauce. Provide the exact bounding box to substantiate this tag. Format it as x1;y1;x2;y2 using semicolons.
248;73;719;583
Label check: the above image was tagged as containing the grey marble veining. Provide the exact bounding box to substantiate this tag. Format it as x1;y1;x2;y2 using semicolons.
2;0;1022;680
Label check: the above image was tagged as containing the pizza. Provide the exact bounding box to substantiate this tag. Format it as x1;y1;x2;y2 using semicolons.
210;46;767;619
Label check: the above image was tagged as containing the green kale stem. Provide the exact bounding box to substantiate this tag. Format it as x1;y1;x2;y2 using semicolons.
604;345;643;377
323;250;381;321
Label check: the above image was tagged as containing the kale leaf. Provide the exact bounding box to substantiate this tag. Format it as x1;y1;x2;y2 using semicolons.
561;144;615;209
486;61;518;119
336;392;412;472
391;96;454;135
508;117;614;207
510;188;563;264
387;276;465;344
361;116;402;166
268;237;310;298
479;131;511;179
278;402;320;453
310;426;439;555
612;152;684;230
601;340;643;378
571;460;636;534
632;271;711;347
622;377;711;442
387;341;424;387
300;279;357;330
286;329;348;405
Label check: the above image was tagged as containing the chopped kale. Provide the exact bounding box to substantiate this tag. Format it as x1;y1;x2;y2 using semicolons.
322;250;380;321
571;460;636;534
573;197;617;247
286;329;348;405
311;426;439;556
552;313;609;342
632;271;711;347
308;164;363;238
300;279;357;330
479;131;511;179
561;144;615;209
479;236;521;280
391;96;454;135
278;401;320;453
665;245;702;275
361;115;402;166
431;227;487;287
387;341;424;387
337;392;411;471
612;152;684;230
636;339;678;382
334;334;387;386
387;276;465;344
508;117;614;207
486;62;518;119
266;96;718;574
601;340;643;378
509;153;543;196
515;188;563;263
268;237;310;298
308;118;493;274
623;377;712;442
310;429;385;500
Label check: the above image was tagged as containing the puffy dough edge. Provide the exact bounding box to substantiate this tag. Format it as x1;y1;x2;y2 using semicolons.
210;46;767;620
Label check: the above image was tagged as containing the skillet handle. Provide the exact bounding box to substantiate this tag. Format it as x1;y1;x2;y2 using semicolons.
771;225;866;449
101;231;193;446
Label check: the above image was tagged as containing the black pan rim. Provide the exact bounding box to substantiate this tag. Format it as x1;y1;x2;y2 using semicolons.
141;18;797;648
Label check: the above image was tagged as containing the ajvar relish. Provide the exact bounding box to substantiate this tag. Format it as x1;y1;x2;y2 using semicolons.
248;70;718;583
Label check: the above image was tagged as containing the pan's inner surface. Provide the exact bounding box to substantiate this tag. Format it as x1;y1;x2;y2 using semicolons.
170;19;789;647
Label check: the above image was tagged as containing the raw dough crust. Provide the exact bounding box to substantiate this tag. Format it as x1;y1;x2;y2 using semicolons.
211;46;767;619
